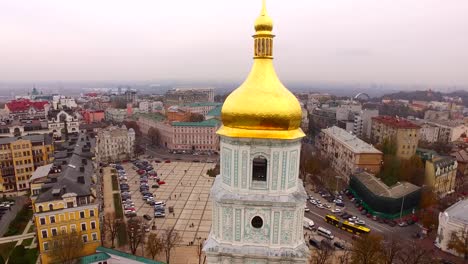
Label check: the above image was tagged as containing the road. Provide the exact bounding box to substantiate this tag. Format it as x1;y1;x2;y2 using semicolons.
304;190;421;244
0;196;28;237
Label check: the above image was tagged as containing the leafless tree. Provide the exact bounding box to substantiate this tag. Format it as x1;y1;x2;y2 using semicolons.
103;212;121;248
126;217;147;255
146;233;164;260
161;227;182;264
380;238;404;264
337;248;351;264
447;225;468;261
49;230;84;264
397;242;434;264
309;246;333;264
350;234;383;264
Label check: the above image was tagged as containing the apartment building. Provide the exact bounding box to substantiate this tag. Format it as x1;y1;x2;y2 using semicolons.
95;125;135;163
4;99;50;119
426;120;468;143
371;116;421;159
0;135;54;194
104;108;127;123
164;87;214;106
352;109;379;139
31;133;100;264
319;126;383;181
425;156;458;197
180;102;221;116
47;109;81;138
436;199;468;258
410;120;440;143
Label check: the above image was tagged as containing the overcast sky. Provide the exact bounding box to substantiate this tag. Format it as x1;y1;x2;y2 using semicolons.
1;0;467;86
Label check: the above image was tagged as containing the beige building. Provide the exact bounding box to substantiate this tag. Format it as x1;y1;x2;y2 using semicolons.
426;120;468;143
319;126;383;181
137;113;220;151
410;120;440;143
425;156;457;197
371;116;421;159
95;125;135;163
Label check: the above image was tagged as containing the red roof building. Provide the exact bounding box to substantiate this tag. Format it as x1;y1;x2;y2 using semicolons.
371;115;421;129
5;99;49;117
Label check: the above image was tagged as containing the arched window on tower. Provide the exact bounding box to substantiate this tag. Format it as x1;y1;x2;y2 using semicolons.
252;156;267;182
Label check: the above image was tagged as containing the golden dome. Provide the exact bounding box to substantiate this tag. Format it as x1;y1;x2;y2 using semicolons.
217;0;304;140
254;0;273;33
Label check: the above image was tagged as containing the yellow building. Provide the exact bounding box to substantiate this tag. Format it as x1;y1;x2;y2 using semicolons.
371;116;421;159
0;135;54;194
425;156;458;197
31;133;100;264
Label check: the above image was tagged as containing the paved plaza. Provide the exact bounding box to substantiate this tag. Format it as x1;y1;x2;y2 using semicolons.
122;161;216;245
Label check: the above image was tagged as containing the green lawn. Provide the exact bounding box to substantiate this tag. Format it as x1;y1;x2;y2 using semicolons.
21;238;33;246
111;174;118;191
27;224;35;234
113;193;127;246
8;246;38;264
0;241;16;261
4;205;33;237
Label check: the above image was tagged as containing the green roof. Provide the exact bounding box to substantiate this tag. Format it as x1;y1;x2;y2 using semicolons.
172;119;220;127
80;252;110;264
184;102;221;107
81;247;165;264
207;105;222;117
136;112;166;122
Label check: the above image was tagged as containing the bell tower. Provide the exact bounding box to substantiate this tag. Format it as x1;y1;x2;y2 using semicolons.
203;1;309;263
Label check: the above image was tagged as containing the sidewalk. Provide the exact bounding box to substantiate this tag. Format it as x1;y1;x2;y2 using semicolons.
14;219;35;247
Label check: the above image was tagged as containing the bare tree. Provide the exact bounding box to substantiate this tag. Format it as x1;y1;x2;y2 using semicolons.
350;234;383;264
49;230;85;264
337;248;351;264
148;127;160;146
309;246;333;264
146;233;164;260
447;225;468;261
397;242;434;264
126;217;147;255
103;212;121;248
161;227;182;264
380;238;404;264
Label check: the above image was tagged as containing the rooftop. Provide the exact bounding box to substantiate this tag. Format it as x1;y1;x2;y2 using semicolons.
136;112;166;122
0;134;52;145
353;171;420;199
451;148;468;163
444;198;468;224
80;246;164;264
322;126;382;154
30;164;53;182
372;116;421;129
172;118;220;127
184;102;221;107
206;105;222;117
6;99;49;113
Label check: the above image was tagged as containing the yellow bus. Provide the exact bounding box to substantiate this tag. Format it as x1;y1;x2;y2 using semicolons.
324;214;371;235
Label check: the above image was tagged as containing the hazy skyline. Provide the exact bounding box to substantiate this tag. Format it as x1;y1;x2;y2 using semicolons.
1;0;467;87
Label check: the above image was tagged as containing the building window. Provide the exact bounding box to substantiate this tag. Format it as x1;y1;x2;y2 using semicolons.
43;242;49;251
91;222;96;230
70;225;76;232
89;209;95;217
41;230;48;239
40;218;46;225
38;206;43;212
92;233;98;241
49;204;53;211
80;211;85;218
67;202;74;208
82;235;88;243
252;156;267;182
51;228;58;237
81;223;87;231
50;216;56;223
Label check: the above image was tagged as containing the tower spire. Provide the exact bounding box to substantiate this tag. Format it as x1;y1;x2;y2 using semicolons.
254;0;274;58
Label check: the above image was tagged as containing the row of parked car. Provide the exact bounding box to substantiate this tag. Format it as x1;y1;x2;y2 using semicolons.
132;160;167;218
114;164;138;218
0;201;15;220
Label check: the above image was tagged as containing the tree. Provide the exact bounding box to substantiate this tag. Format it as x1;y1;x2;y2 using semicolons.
309;246;333;264
49;230;85;264
146;233;164;260
400;155;425;185
379;155;400;186
396;242;434;264
8;245;29;264
103;212;121;248
447;225;468;260
206;163;220;177
161;227;182;264
380;238;404;264
126;217;147;255
148;127;160;145
188;113;204;122
337;248;351;264
350;233;383;264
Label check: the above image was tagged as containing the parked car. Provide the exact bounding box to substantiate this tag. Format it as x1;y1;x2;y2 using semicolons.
333;241;345;250
154;212;166;217
335;202;345;207
309;239;320;249
143;214;152;221
331;209;341;213
152;184;160;188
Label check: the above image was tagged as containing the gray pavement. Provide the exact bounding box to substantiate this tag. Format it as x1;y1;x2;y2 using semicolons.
0;196;28;237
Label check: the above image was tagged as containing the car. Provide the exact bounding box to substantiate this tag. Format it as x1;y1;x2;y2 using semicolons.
366;213;372;218
143;214;152;221
324;204;331;209
316;204;325;209
144;225;150;232
309;200;317;205
304;206;310;212
124;209;136;214
152;184;160;188
361;210;367;215
335;202;345;207
154;212;166;217
333;241;346;250
309;239;321;249
387;220;397;227
333;199;342;204
125;212;137;218
159;181;166;185
164;160;171;163
350;198;355;202
398;221;408;227
356;220;366;226
331;209;341;213
154;201;166;207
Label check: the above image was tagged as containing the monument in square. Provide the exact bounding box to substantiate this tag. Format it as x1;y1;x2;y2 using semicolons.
203;1;309;263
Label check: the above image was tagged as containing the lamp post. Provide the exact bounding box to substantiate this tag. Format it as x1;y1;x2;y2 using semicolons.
399;195;405;221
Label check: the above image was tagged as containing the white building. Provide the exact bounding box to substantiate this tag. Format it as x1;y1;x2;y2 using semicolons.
52;95;78;109
426;120;468;143
436;198;468;258
203;3;309;263
353;109;378;139
47;110;81;138
105;108;127;123
95;125;135;163
410;119;440;143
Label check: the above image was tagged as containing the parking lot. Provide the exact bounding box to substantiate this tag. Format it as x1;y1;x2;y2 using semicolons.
119;160;216;245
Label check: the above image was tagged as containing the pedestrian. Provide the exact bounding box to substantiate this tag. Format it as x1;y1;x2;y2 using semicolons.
175;194;177;198
173;212;175;217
